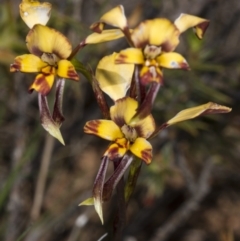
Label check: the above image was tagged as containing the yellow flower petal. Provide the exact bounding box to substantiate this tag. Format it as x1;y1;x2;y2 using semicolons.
139;65;163;85
10;54;47;73
90;5;127;32
130;115;155;139
174;13;210;39
104;139;128;160
96;53;134;101
131;18;180;51
85;29;124;44
156;52;189;69
110;97;138;126
79;197;94;206
19;0;52;28
57;60;79;81
84;120;124;141
29;73;55;95
167;102;232;126
130;138;152;164
26;24;72;59
115;48;144;64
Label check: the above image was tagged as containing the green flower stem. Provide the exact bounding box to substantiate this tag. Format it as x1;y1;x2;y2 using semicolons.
68;40;86;60
124;158;142;204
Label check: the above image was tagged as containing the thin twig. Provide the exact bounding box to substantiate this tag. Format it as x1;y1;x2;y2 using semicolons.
30;134;55;220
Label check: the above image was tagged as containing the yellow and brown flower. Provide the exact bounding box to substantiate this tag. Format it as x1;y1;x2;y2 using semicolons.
84;97;155;164
115;16;209;85
89;5;209;85
10;24;79;95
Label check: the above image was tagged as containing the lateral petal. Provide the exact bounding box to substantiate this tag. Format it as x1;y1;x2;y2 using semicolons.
96;53;134;101
57;60;79;81
174;13;209;39
29;73;55;95
130;138;152;164
157;52;190;69
110;97;138;127
131;115;155;139
10;54;47;73
84;120;124;141
115;48;144;64
167;102;232;126
26;24;72;59
131;18;180;51
90;5;127;32
19;0;52;28
85;29;124;44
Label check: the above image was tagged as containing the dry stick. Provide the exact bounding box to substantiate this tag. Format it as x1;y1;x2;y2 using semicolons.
30;134;55;220
150;159;214;241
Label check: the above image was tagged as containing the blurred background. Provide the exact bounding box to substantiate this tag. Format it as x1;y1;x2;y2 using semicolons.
0;0;240;241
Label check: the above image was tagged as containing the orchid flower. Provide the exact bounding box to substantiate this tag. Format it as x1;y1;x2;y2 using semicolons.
81;96;231;223
10;1;80;144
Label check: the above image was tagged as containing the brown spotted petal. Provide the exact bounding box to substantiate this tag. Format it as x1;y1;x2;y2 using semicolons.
84;120;124;141
52;78;65;126
26;24;72;59
29;73;55;95
10;54;47;73
57;60;79;81
38;94;65;145
131;18;180;51
104;138;129;161
130;138;152;164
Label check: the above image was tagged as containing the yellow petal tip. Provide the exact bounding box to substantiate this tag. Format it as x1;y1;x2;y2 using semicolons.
94;197;104;224
79;197;95;206
42;122;65;145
